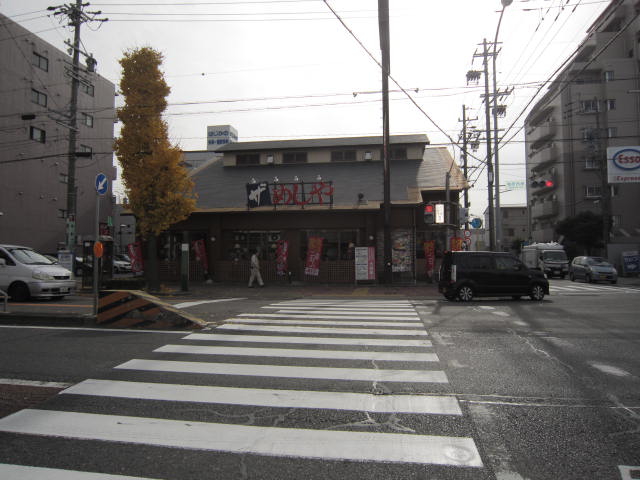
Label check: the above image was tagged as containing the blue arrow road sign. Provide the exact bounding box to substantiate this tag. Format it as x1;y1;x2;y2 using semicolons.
95;173;108;195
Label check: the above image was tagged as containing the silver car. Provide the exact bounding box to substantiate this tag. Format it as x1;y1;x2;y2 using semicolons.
569;256;618;284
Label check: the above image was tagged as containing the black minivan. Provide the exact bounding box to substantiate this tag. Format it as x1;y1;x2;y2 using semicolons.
438;251;549;302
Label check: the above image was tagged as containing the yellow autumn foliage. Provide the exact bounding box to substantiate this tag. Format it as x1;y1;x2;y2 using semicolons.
114;47;196;238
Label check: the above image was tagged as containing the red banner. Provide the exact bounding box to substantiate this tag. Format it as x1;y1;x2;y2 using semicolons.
127;241;144;273
304;236;323;276
424;240;435;277
276;240;289;276
450;237;463;252
191;238;208;274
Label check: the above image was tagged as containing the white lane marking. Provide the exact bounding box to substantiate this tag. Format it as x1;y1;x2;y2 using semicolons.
64;379;462;415
262;306;416;311
154;344;439;362
184;333;433;347
272;300;413;305
262;307;418;317
0;410;481;467
590;363;631;377
0;378;72;389
217;324;428;336
115;359;449;383
0;463;159;480
173;298;245;309
492;311;510;317
227;318;422;327
239;313;419;320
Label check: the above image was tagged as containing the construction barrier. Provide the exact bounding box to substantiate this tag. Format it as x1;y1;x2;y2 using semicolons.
97;290;205;329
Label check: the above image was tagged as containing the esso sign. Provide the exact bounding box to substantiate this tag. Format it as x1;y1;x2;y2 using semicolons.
611;149;640;171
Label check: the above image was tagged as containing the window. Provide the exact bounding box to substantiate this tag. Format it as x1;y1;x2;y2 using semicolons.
283;152;307;164
507;228;515;236
81;113;94;128
464;255;492;270
584;156;598;170
604;70;615;82
59;172;68;184
80;82;95;97
581;128;598;142
584;185;602;198
495;255;521;270
607;127;617;138
610;185;619;197
29;126;45;143
57;209;67;219
300;230;357;261
31;88;47;107
605;99;616;110
236;153;259;166
390;147;407;160
224;231;281;261
579;99;599;113
330;150;356;162
32;52;48;71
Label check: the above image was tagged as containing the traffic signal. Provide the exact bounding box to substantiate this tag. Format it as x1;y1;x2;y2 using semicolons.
424;203;435;224
530;179;554;189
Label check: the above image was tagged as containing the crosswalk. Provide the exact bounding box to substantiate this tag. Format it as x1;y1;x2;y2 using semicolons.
0;299;486;479
550;282;640;295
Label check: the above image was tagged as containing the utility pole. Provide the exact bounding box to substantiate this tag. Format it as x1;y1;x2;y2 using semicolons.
459;105;477;231
378;0;392;283
48;1;107;252
478;39;496;251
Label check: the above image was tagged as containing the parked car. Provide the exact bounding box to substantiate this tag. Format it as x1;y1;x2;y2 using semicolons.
113;254;132;273
0;244;75;301
438;251;549;302
569;256;618;284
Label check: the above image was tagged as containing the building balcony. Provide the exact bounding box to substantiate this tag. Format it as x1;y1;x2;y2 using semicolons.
529;144;558;171
528;120;557;149
531;200;559;219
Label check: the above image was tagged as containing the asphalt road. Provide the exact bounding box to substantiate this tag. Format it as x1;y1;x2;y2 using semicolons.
0;279;638;479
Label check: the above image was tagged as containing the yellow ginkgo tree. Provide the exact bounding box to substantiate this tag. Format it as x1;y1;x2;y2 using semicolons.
114;46;196;290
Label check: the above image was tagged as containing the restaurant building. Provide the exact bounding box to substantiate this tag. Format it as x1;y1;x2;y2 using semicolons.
164;134;467;284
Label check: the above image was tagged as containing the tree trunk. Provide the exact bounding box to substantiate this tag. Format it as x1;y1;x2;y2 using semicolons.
145;234;160;292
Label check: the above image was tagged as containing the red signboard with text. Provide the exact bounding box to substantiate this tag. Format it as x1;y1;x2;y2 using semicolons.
304;237;323;276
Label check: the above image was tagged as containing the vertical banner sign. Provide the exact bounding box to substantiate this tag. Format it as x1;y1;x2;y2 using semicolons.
127;242;144;273
391;230;411;272
450;237;463;252
304;236;323;276
246;181;272;207
191;239;209;275
276;240;289;276
355;246;376;281
423;240;435;278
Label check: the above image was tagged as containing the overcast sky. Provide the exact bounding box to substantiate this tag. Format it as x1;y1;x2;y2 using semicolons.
1;0;611;217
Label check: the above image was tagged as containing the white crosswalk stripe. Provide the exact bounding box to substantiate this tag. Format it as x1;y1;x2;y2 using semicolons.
0;299;485;477
550;283;640;294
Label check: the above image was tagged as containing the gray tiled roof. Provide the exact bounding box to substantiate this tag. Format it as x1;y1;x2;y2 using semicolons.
190;146;466;211
216;134;429;152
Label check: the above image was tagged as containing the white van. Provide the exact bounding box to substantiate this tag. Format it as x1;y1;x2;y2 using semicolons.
0;244;75;301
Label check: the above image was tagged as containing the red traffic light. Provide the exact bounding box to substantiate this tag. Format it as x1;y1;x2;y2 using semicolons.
544;180;554;188
425;204;434;213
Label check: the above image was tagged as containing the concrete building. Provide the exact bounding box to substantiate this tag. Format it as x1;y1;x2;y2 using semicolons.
524;0;640;262
0;13;116;254
500;205;528;253
170;134;467;284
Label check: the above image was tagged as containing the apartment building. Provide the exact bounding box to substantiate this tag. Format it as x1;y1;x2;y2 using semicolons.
0;13;116;254
524;0;640;260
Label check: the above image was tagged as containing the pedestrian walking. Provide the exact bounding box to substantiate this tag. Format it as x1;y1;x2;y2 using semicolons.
248;248;264;288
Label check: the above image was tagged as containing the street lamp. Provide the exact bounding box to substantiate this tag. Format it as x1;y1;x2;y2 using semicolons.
493;0;512;252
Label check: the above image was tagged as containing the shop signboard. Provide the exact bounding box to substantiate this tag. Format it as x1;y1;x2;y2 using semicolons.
607;147;640;183
423;240;435;278
622;250;640;275
450;237;463;251
304;236;323;276
355;246;376;281
191;239;209;275
391;230;411;272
